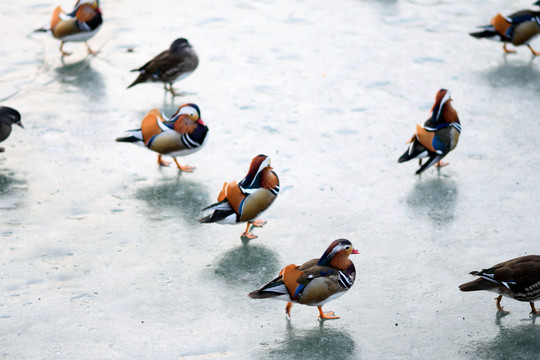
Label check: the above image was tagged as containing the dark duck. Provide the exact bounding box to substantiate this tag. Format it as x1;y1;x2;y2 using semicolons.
0;107;23;152
128;38;199;96
460;255;540;315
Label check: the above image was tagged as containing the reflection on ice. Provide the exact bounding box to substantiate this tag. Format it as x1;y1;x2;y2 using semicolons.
0;172;21;194
134;176;210;225
482;59;540;91
266;322;357;360
2;0;539;357
214;244;280;286
55;58;105;99
406;176;458;227
471;319;540;360
0;168;27;210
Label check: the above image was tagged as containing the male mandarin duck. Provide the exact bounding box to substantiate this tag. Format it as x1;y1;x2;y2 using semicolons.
36;0;103;56
470;1;540;56
115;103;208;172
459;255;540;315
249;239;359;320
127;38;199;96
398;89;461;175
199;155;279;240
0;107;23;153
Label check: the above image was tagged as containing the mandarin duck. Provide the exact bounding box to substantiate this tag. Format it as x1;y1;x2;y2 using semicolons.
249;239;359;320
0;107;23;153
470;2;540;56
35;0;103;56
398;89;461;175
459;255;540;315
199;155;279;240
127;38;199;96
115;103;208;172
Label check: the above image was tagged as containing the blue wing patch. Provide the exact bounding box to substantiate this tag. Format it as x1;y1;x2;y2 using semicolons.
294;284;305;299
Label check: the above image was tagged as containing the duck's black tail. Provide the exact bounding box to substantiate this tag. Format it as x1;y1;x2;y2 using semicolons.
398;138;426;163
33;25;50;33
248;276;286;299
198;201;235;223
470;27;497;39
115;135;140;143
127;73;147;89
415;153;443;175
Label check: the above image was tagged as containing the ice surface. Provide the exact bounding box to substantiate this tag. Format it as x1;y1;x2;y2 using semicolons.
1;0;540;358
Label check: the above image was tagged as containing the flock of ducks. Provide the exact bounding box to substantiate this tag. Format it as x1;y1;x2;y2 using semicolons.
1;0;539;321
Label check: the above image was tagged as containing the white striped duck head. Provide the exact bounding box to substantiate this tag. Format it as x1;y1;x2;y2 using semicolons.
75;0;100;9
176;103;204;125
318;239;359;267
246;154;272;179
430;89;456;124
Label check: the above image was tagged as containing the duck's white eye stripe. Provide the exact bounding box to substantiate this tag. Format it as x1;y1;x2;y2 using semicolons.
179;106;197;117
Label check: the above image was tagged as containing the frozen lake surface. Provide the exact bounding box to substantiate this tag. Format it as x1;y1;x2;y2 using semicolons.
1;0;540;358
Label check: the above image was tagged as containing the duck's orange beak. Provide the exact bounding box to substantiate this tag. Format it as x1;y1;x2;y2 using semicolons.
197;118;205;126
352;249;360;254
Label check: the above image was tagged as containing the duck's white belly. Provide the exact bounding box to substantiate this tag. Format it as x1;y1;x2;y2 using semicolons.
62;26;101;42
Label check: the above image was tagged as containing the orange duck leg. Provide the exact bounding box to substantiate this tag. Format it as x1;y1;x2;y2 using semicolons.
157;154;170;167
503;43;516;54
172;158;195;172
251;219;267;227
495;295;510;314
59;42;72;56
318;306;339;320
530;302;540;315
434;161;449;168
241;222;258;239
85;41;99;55
527;44;540;56
285;302;293;318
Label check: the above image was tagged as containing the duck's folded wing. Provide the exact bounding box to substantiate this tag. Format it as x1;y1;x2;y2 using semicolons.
490;256;540;293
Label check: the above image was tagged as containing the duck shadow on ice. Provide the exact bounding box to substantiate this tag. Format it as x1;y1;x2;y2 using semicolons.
54;58;105;99
214;243;280;287
133;176;210;226
264;322;357;360
482;59;540;91
470;318;540;360
0;172;25;194
0;165;26;193
0;168;27;210
406;176;458;226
